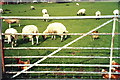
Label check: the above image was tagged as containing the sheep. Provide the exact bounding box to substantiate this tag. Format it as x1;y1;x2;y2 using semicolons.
76;3;79;6
42;9;49;21
3;19;20;28
30;6;35;10
77;9;86;16
95;11;101;20
0;8;3;13
43;13;49;22
42;22;68;42
42;9;48;15
92;31;99;40
113;9;119;15
4;28;18;48
22;25;39;45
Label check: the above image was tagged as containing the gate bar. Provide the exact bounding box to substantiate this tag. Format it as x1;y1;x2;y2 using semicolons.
6;71;120;74
4;56;120;59
5;64;120;67
1;15;120;19
3;47;120;50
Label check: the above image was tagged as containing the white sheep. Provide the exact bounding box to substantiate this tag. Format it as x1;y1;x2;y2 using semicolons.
77;9;86;16
43;22;68;41
43;13;49;22
42;9;48;14
76;3;79;6
0;8;3;13
3;19;20;28
5;28;18;48
113;9;119;15
30;6;35;10
95;11;101;20
22;25;39;45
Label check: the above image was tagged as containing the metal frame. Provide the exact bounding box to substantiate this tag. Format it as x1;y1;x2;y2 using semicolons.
11;19;114;78
4;56;120;59
2;33;120;36
1;15;120;19
3;47;120;50
1;15;120;79
5;64;120;67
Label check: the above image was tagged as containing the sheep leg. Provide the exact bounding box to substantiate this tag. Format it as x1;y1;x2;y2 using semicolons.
51;35;53;40
64;35;67;39
51;35;55;40
14;40;17;46
11;41;14;48
8;35;11;44
18;23;20;27
32;37;34;45
9;24;11;28
36;36;39;44
54;35;56;40
61;35;63;42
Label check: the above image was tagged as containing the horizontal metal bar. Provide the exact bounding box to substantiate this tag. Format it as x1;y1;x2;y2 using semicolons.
1;15;120;19
4;56;120;59
2;33;120;36
5;64;120;67
5;71;120;74
3;47;120;50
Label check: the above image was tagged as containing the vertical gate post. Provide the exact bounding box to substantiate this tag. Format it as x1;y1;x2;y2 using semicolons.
0;8;5;80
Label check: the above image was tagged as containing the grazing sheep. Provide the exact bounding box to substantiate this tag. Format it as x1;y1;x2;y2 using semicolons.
92;31;99;40
101;69;120;79
95;11;101;20
42;22;68;41
43;13;49;22
22;25;39;45
76;3;79;6
30;6;35;10
113;9;119;15
5;28;18;48
77;9;86;16
0;8;3;13
42;9;48;14
3;19;20;28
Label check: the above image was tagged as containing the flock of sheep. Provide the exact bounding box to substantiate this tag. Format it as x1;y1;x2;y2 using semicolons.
1;3;120;79
1;3;119;48
4;22;69;48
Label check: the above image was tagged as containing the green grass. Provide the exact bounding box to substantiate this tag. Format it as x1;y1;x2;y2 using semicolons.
2;2;120;79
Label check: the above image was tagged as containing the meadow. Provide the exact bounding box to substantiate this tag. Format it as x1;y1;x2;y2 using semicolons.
2;2;120;79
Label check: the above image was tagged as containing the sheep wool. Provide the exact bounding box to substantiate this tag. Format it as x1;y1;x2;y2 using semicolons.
113;9;119;15
5;28;18;47
22;25;39;45
42;9;48;14
77;9;86;16
95;11;101;16
43;13;49;22
76;3;79;6
30;6;35;10
43;22;68;41
0;8;3;13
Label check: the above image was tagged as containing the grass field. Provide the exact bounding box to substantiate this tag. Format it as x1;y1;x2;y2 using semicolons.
2;2;120;79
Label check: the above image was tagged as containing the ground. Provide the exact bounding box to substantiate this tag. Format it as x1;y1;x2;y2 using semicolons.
2;2;120;79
